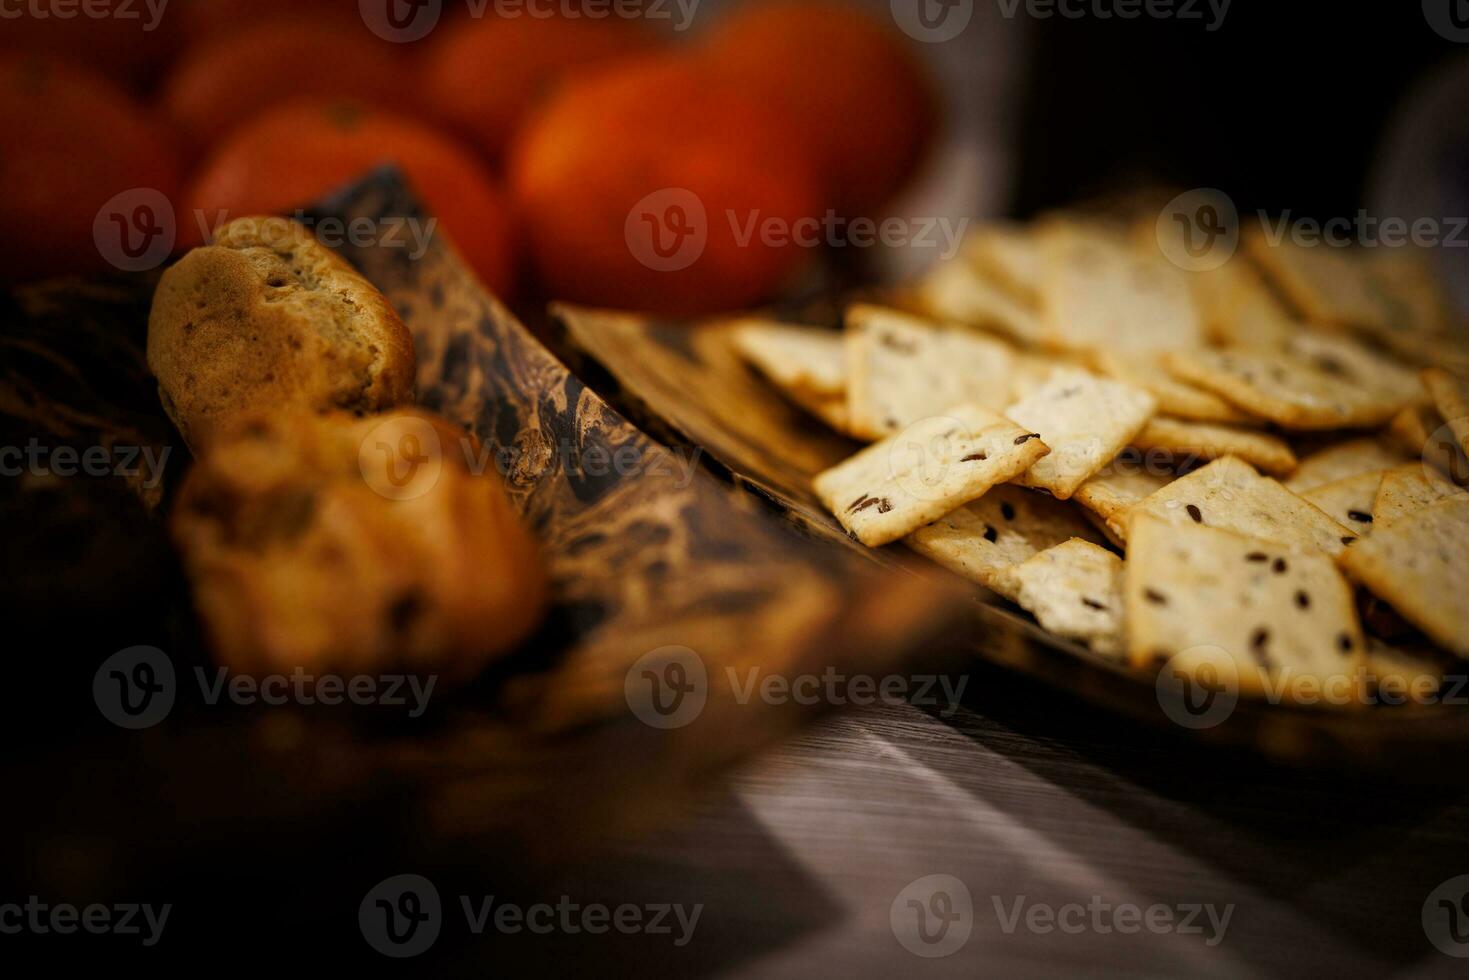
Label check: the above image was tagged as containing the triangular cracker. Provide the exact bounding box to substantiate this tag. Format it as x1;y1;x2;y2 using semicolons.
1125;456;1357;555
1285;437;1412;493
1130;416;1297;477
1005;368;1157;500
1163;347;1415;430
905;485;1102;600
1298;470;1384;538
1010;539;1124;657
814;404;1049;547
1337;496;1469;657
1373;464;1466;528
844;304;1017;440
1125;514;1367;701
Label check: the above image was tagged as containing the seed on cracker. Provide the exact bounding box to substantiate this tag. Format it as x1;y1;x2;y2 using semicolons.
1373;463;1466;528
1163;347;1415;430
1125;514;1367;702
843;304;1017;440
1337;496;1469;657
1124;455;1356;555
1010;538;1124;658
813;403;1049;547
1284;437;1412;493
905;485;1103;600
1130;416;1297;477
1005;368;1157;500
1299;471;1384;538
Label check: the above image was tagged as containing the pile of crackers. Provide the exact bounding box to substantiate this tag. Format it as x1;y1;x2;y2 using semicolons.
734;213;1469;705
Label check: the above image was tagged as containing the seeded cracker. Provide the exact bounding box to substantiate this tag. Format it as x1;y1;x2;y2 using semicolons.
1337;496;1469;657
1005;368;1157;500
1010;539;1125;657
844;304;1017;440
813;403;1049;547
1130;417;1297;477
905;485;1103;600
1163;348;1414;430
1422;368;1469;461
1125;514;1367;701
1285;437;1412;493
1299;471;1384;538
731;320;846;397
1124;456;1356;555
1373;464;1466;528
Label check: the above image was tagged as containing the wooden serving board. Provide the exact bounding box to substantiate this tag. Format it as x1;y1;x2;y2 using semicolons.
550;303;1469;777
0;171;971;948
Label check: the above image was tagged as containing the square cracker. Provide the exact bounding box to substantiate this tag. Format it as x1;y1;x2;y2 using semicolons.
1005;368;1157;500
1125;455;1357;555
1091;350;1257;424
1130;416;1297;477
1163;347;1414;430
1010;539;1124;658
905;485;1103;600
1285;437;1412;493
1337;496;1469;657
1422;368;1469;461
814;403;1048;547
731;320;845;397
1125;514;1367;700
1244;230;1403;339
1038;228;1204;354
844;304;1017;440
913;258;1043;345
1072;460;1173;543
1299;471;1384;538
1373;464;1466;528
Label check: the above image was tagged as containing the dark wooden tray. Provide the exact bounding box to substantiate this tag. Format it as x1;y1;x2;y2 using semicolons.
549;303;1469;778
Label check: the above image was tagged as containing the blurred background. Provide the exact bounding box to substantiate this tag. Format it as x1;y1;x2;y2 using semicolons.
4;0;1467;312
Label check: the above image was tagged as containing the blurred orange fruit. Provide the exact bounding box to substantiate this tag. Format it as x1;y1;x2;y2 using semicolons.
700;0;936;215
182;100;516;298
508;55;823;316
0;56;180;281
163;16;410;158
422;12;662;161
0;0;181;89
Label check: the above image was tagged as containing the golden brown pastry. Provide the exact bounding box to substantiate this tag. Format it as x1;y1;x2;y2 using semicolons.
171;409;547;681
147;216;415;451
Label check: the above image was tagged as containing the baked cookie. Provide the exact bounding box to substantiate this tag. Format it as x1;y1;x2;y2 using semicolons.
171;410;547;681
147;216;415;450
